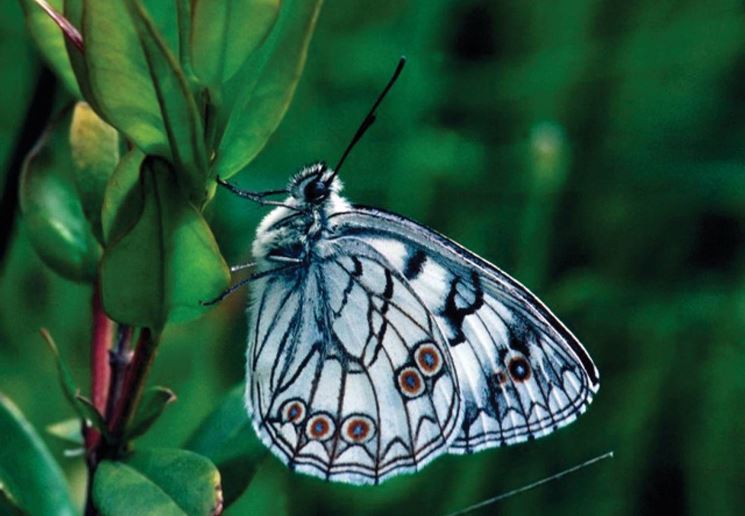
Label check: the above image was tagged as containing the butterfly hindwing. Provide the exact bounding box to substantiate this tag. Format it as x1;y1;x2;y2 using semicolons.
247;238;462;484
330;207;600;454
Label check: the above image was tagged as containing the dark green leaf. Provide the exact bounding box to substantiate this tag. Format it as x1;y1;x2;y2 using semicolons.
93;449;222;515
185;385;266;505
224;465;288;515
101;147;145;244
191;0;281;87
0;394;76;516
69;101;120;242
19;114;101;282
125;386;177;440
214;0;322;179
19;0;81;96
46;418;84;446
39;329;83;417
127;0;209;205
82;0;168;155
75;394;109;437
100;158;230;328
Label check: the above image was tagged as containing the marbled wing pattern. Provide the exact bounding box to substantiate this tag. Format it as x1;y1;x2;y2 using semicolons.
330;207;600;454
247;238;462;484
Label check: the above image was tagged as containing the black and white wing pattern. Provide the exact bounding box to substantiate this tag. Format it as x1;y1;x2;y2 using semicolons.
246;238;462;484
330;207;600;454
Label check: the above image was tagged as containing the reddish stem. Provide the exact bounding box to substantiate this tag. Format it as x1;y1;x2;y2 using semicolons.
107;328;159;444
85;283;113;451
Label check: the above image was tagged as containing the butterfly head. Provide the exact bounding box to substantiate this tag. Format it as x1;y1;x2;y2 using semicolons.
288;162;342;207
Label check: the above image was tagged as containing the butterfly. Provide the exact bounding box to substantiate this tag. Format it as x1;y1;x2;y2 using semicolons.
214;58;599;485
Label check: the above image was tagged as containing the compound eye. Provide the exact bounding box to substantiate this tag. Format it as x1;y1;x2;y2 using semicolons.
304;179;328;202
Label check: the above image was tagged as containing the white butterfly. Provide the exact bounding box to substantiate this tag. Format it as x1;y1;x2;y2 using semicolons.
216;59;599;485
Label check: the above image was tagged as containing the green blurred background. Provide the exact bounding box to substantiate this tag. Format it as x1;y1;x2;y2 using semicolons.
2;0;744;514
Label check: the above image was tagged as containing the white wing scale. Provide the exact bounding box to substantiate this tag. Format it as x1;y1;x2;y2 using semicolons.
247;238;462;484
329;207;600;454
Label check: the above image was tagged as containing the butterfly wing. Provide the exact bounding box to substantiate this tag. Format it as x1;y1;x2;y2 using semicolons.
329;207;600;454
246;238;462;484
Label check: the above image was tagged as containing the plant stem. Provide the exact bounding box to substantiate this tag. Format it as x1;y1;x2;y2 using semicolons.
107;328;160;450
86;283;113;451
105;325;133;421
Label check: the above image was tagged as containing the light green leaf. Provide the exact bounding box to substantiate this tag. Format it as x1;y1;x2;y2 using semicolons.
93;449;222;516
127;0;209;205
100;158;230;328
82;0;168;155
75;394;109;438
214;0;323;179
0;394;76;516
46;418;84;446
19;114;101;283
69;101;120;242
191;0;281;87
19;0;81;96
39;328;84;418
125;386;177;440
185;385;266;505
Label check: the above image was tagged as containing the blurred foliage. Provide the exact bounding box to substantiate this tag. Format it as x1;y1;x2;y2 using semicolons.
2;0;745;514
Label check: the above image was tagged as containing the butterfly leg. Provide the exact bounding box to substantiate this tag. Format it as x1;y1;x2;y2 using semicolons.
200;263;302;306
217;177;298;210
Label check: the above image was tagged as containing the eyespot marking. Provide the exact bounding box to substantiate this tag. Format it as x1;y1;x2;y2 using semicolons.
508;357;531;382
280;398;306;424
397;367;425;398
341;415;376;444
306;413;335;441
414;342;443;377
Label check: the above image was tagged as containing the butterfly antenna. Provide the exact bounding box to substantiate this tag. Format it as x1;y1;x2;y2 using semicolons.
328;56;407;185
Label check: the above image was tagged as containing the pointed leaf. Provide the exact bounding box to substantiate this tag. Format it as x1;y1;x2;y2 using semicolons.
82;0;168;155
101;147;145;244
46;418;84;445
75;394;109;438
191;0;281;87
185;385;266;505
39;329;83;417
20;0;81;96
19;115;101;282
69;101;120;242
100;158;230;328
94;449;222;515
0;394;76;516
125;386;177;440
215;0;322;178
127;0;209;204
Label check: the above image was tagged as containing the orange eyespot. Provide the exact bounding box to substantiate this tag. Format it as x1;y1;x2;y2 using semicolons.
342;415;376;444
398;367;425;398
280;399;306;424
415;343;443;377
306;413;335;441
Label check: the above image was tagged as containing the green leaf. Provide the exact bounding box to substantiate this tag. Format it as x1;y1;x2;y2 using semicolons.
82;0;168;155
100;158;230;328
225;464;287;515
39;329;83;417
191;0;281;87
125;386;177;440
127;0;209;205
185;385;266;505
75;394;109;437
0;480;25;516
19;0;81;96
0;394;76;516
69;101;120;242
19;114;101;283
214;0;323;179
101;147;145;244
46;418;84;446
93;449;222;516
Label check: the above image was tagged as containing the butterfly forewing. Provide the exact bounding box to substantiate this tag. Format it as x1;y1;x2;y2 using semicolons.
247;238;462;484
329;207;599;454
